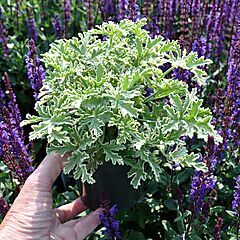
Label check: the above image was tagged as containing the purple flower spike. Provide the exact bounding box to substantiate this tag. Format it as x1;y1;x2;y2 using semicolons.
84;0;94;29
27;9;38;42
0;15;9;58
191;0;201;40
0;73;34;184
0;197;8;218
190;170;216;216
232;175;240;217
179;0;191;50
118;0;128;21
53;14;63;39
128;0;140;22
100;198;121;240
62;0;72;35
25;39;45;100
213;217;223;240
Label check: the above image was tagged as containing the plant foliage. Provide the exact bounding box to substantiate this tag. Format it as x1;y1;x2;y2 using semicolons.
21;19;220;188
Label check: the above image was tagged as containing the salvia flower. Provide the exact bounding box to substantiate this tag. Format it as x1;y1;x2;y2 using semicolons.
162;0;175;39
0;15;9;58
100;198;121;240
0;197;8;219
191;0;201;40
0;73;34;184
62;0;72;35
142;0;151;19
190;170;216;216
118;0;128;21
27;10;38;42
179;0;191;50
2;72;23;137
26;39;45;100
219;9;240;152
103;0;115;20
214;217;223;240
189;135;222;221
232;175;240;217
84;0;94;29
53;14;63;39
0;116;33;184
150;16;160;38
127;0;140;22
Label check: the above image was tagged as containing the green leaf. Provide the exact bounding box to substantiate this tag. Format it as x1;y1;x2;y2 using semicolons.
153;80;187;100
189;230;202;240
128;164;147;189
128;230;145;240
47;142;77;156
225;210;235;218
102;140;125;165
64;150;90;177
20;114;43;127
175;169;194;184
96;64;104;82
138;147;161;181
118;100;139;117
164;199;178;210
74;164;95;183
162;220;177;239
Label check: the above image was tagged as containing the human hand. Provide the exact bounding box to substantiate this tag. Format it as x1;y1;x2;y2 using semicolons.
0;154;101;240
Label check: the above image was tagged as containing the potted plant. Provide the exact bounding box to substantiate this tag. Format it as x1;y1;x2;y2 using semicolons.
21;19;221;210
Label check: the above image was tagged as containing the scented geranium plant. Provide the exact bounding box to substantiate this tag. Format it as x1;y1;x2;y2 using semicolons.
21;19;221;189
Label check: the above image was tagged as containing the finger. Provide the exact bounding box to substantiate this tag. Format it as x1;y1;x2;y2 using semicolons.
62;219;80;228
54;198;88;223
25;153;70;191
73;208;102;240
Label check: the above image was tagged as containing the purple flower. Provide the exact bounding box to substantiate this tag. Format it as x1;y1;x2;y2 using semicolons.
25;39;45;100
0;15;9;58
100;198;121;240
0;73;34;184
191;0;201;40
118;0;128;21
53;14;63;39
84;0;94;29
27;9;38;41
145;88;153;97
214;217;223;240
0;197;8;218
150;16;160;38
162;0;176;39
232;175;240;217
179;0;191;50
128;0;140;22
2;73;23;136
190;171;216;215
190;136;219;219
103;0;115;20
0;117;33;183
142;1;151;19
62;0;72;35
217;8;240;152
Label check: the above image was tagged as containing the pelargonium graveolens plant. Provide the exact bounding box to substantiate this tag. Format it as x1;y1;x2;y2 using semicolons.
21;19;221;189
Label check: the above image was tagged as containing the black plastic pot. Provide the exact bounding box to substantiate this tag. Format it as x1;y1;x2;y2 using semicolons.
81;162;139;211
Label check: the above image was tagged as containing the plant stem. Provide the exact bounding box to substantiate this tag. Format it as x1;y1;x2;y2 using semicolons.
144;66;175;103
161;66;175;79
